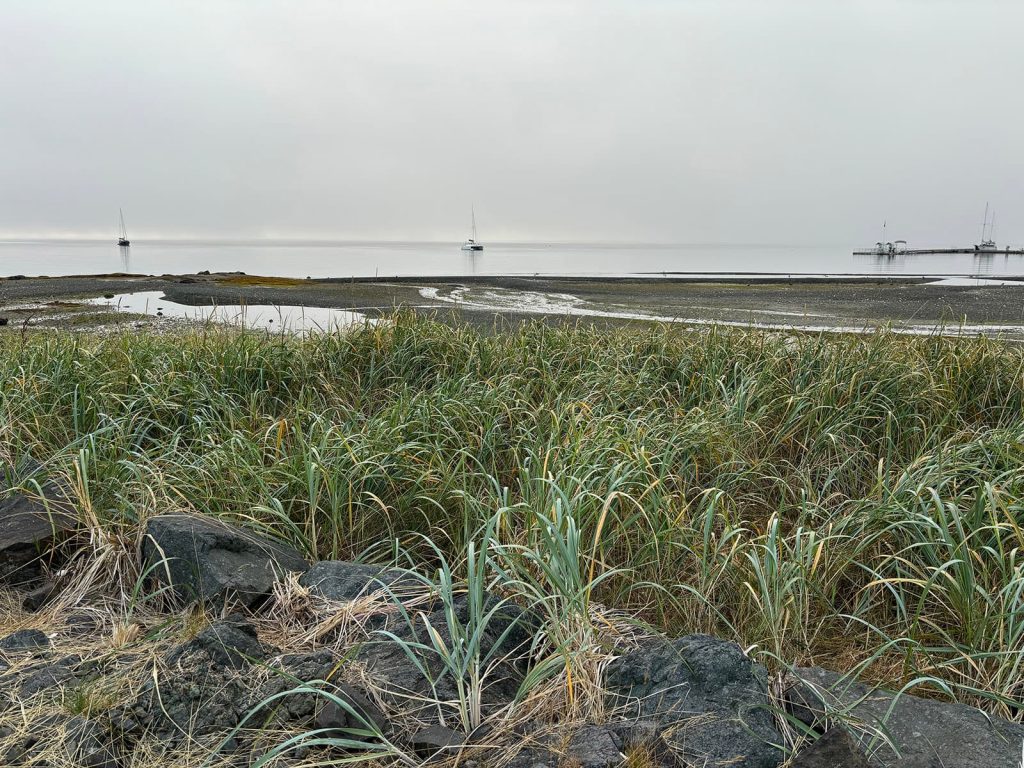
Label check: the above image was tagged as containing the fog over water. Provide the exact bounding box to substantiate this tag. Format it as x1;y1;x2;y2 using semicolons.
2;1;1023;250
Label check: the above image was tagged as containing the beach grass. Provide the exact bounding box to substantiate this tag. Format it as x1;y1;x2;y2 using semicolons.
1;312;1023;721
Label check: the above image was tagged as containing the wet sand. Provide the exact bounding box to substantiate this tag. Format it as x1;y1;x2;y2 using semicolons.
2;272;1024;336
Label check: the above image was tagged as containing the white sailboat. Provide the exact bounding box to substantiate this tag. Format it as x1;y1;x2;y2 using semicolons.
117;208;130;247
976;203;997;251
461;206;483;251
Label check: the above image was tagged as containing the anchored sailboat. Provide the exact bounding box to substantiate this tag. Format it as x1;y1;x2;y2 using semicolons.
461;206;483;251
117;209;130;247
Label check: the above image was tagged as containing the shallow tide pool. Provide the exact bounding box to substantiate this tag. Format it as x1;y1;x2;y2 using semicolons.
89;291;369;332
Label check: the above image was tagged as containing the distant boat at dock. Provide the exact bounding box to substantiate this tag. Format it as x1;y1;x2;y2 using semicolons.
853;206;1024;256
117;208;130;247
854;246;1024;256
862;221;906;256
975;202;997;251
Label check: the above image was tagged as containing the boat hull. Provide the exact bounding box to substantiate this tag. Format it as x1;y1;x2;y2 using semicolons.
118;239;130;246
461;244;483;251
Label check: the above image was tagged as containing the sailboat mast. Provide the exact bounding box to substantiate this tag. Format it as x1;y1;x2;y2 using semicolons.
119;208;127;240
471;206;478;241
981;202;989;243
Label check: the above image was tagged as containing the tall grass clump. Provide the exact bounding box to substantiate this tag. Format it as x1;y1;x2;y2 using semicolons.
1;314;1023;718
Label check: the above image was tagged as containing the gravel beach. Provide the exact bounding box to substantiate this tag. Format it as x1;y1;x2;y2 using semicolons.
2;272;1024;336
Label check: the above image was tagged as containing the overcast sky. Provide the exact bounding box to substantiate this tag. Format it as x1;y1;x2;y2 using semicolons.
2;1;1021;244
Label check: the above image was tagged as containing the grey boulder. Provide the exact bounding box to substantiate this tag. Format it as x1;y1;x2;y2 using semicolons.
299;560;413;601
605;634;783;768
0;481;76;586
791;728;870;768
789;666;1024;768
143;514;308;608
0;628;50;653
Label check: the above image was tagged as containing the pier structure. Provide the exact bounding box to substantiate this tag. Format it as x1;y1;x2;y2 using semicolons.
853;247;1024;256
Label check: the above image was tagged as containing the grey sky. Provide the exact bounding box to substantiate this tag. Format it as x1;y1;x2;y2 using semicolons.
2;1;1021;244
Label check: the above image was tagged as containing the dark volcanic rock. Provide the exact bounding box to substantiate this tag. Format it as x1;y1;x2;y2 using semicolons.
1;714;118;767
355;595;532;724
566;724;626;768
63;715;121;768
791;728;870;768
409;724;465;758
63;611;102;637
0;628;50;653
505;725;649;768
110;618;273;746
506;745;560;768
143;514;308;608
247;649;343;725
314;681;388;737
606;635;783;768
18;661;79;696
789;666;1024;768
299;560;413;601
0;482;76;586
165;616;267;670
610;720;680;766
21;579;59;611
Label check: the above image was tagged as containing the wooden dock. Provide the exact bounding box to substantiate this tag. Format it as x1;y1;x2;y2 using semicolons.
853;247;1024;256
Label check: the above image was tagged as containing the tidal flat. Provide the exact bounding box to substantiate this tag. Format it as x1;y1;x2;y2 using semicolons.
2;272;1024;336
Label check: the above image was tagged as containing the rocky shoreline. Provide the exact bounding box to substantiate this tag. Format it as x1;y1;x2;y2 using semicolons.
3;483;1022;767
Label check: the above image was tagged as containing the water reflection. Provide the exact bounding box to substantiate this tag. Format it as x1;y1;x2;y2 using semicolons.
973;252;994;273
118;245;132;273
868;253;908;273
90;290;369;333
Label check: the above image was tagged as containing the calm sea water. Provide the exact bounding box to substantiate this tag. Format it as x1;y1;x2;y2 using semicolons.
1;239;1022;279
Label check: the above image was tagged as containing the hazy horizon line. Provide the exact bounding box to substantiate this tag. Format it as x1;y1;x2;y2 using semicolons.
0;235;851;248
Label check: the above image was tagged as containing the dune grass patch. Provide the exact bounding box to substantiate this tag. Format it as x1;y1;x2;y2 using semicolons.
1;312;1022;721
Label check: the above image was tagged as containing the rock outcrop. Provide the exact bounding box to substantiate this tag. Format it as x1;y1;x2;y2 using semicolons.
299;559;413;601
605;634;784;768
1;713;118;767
789;666;1024;768
9;506;1024;768
110;617;272;746
355;594;533;725
790;728;870;767
143;514;308;608
0;482;75;586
